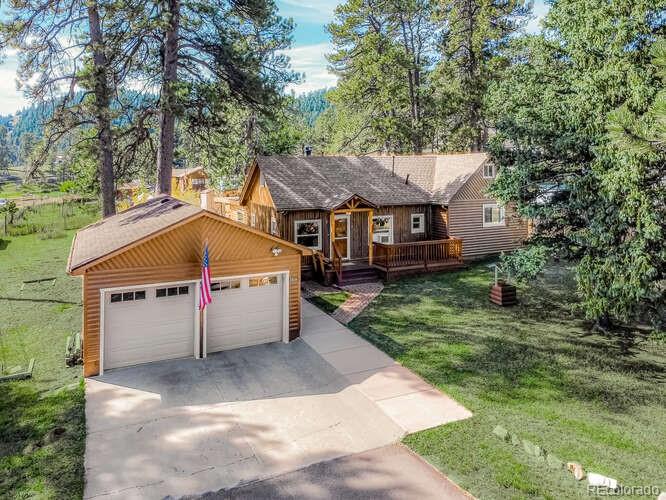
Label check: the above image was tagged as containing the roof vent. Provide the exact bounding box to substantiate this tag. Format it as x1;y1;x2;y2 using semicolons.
160;198;170;204
172;202;183;209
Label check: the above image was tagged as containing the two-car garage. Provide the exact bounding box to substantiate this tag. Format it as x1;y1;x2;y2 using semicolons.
67;196;306;377
101;273;287;372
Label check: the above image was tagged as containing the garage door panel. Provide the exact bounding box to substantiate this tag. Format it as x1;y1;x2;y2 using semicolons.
104;284;195;370
206;275;284;354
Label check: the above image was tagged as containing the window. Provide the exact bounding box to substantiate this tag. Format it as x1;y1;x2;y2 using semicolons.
483;163;496;179
210;280;241;292
411;213;425;234
295;219;322;250
156;286;190;298
271;216;278;235
259;172;266;187
110;290;145;303
251;213;257;227
191;177;206;187
372;215;394;244
249;275;279;287
483;204;505;227
236;210;244;222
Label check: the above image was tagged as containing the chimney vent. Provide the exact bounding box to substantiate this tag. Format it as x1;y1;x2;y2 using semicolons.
304;145;313;157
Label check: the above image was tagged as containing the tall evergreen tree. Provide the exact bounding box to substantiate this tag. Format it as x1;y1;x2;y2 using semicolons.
327;0;437;153
487;0;665;329
434;0;531;151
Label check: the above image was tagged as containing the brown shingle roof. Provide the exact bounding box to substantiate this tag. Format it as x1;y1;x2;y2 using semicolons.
67;196;202;273
256;153;489;210
257;156;433;210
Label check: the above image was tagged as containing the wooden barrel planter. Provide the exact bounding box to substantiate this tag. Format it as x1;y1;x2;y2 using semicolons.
490;281;517;306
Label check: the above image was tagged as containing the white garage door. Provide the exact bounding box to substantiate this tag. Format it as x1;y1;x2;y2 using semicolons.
206;274;284;354
103;283;196;370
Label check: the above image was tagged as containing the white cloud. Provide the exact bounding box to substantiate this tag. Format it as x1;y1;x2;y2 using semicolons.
0;57;29;114
526;0;550;34
283;42;338;94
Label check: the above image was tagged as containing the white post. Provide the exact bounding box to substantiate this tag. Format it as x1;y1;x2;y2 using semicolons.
194;281;201;359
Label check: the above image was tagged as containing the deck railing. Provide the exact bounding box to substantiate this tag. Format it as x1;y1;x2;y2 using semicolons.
373;238;463;278
331;244;344;283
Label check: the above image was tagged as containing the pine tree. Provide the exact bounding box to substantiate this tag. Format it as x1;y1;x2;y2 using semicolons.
487;0;666;329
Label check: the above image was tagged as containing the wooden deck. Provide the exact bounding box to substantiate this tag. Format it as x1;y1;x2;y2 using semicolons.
372;238;464;280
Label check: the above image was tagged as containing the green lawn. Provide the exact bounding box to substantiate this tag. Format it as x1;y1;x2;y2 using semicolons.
0;214;97;497
348;263;666;499
306;291;351;314
0;182;64;200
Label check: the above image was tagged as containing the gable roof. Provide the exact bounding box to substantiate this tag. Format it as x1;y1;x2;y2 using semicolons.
245;153;488;211
252;156;433;211
67;196;308;274
172;166;205;178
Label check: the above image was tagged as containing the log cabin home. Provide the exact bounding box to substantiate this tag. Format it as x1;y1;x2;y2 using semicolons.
203;154;528;283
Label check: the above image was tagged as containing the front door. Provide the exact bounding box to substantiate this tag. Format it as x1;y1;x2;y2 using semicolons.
333;214;350;260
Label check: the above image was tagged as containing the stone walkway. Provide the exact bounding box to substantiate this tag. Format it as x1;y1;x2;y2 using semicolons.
331;282;384;324
301;280;384;325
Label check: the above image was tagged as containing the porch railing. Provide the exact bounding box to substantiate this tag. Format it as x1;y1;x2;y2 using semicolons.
372;238;463;276
331;244;344;283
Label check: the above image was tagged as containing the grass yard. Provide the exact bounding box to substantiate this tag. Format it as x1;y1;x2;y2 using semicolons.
0;182;64;200
348;263;666;499
0;209;98;498
306;291;351;314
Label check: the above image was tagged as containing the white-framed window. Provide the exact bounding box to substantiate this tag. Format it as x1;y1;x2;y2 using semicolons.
372;215;394;244
294;219;322;250
192;177;206;187
235;210;244;222
271;216;278;235
156;285;190;298
483;163;497;179
483;203;505;227
210;280;241;292
249;275;279;287
411;213;425;234
251;213;257;227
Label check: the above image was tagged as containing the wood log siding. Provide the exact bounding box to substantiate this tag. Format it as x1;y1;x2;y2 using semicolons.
80;216;302;377
431;206;449;239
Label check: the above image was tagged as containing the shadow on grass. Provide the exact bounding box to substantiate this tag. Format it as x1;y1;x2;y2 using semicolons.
0;381;85;498
0;239;9;251
348;264;666;413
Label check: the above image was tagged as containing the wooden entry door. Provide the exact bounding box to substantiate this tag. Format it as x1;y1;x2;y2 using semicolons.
333;214;350;260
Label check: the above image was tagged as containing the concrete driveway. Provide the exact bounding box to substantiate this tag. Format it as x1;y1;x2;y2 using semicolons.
85;300;471;499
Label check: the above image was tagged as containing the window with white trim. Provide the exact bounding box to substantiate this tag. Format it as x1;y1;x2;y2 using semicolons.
372;215;394;244
295;219;322;249
271;216;278;235
483;163;497;179
483;204;505;227
411;213;425;234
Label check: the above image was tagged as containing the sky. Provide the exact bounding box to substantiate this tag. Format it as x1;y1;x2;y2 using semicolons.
0;0;550;115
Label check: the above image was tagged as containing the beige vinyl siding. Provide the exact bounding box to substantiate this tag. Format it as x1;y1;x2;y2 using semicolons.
448;166;528;259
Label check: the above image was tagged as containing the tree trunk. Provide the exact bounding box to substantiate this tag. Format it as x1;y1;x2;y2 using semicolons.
156;0;180;195
87;2;116;218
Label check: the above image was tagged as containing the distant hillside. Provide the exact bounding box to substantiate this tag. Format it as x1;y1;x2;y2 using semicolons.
295;88;331;126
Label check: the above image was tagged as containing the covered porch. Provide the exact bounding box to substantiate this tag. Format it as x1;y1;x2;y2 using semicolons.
309;195;464;284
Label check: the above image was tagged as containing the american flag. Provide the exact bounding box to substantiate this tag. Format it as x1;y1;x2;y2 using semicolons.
200;244;212;310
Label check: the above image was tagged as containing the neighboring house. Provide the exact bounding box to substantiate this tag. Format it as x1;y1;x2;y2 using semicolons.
172;166;207;192
230;154;527;280
201;189;248;224
67;195;309;377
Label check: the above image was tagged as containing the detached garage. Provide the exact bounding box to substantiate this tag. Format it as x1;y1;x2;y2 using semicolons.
67;195;309;377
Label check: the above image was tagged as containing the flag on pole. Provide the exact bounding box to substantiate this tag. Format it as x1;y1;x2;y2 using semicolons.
200;244;212;310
